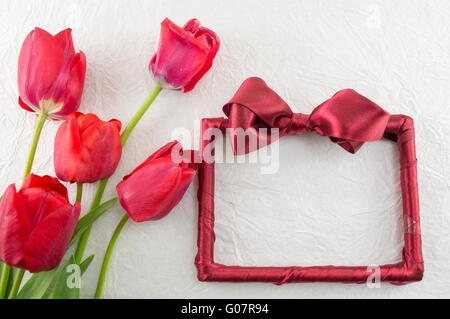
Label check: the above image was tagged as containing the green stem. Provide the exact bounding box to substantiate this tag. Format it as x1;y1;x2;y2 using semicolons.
121;85;163;145
0;111;47;299
76;183;83;203
22;111;48;180
94;215;129;299
7;269;24;299
0;265;11;299
74;179;107;264
73;85;162;263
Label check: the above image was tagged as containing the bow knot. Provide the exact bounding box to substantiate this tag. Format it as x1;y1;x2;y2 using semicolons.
223;77;391;155
287;113;312;135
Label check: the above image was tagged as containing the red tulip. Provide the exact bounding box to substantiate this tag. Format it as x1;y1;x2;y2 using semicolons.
116;141;198;222
0;174;80;273
149;18;220;92
18;27;86;120
54;112;122;184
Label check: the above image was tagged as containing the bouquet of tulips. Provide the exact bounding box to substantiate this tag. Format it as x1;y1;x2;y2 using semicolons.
0;18;219;299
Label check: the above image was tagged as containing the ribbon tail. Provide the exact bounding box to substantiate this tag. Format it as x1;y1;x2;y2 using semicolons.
330;137;364;154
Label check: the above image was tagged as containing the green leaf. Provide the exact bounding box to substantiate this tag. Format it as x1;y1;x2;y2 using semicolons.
79;254;95;276
48;254;95;299
48;256;79;299
16;198;117;299
0;262;4;298
16;268;60;299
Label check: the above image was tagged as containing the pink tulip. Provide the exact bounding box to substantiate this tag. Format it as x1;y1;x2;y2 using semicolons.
117;141;199;222
150;18;220;92
54;112;122;183
18;27;86;120
0;174;80;273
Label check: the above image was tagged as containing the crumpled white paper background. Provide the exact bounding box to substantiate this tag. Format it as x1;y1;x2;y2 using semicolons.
0;0;449;298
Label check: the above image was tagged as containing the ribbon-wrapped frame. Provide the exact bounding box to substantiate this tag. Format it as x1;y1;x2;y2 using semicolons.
195;78;423;285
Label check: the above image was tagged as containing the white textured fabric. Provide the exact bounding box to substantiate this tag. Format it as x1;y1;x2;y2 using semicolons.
0;0;449;298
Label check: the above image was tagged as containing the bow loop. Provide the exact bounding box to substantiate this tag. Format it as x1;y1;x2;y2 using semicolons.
222;77;390;155
310;89;390;143
223;77;293;130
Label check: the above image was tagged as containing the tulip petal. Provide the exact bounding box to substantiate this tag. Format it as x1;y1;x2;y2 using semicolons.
75;120;122;183
151;167;196;220
182;26;220;93
23;203;80;273
123;141;181;180
54;28;75;56
117;157;194;222
22;174;69;200
18;97;36;113
19;188;69;230
53;51;86;119
76;112;101;132
109;119;122;132
0;185;30;268
183;19;201;33
54;113;82;182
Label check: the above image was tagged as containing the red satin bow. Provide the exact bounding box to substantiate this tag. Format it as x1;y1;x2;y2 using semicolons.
223;77;390;154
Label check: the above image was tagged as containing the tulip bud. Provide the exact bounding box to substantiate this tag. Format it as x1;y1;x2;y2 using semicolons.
54;112;122;184
150;18;220;92
0;174;80;273
18;27;86;120
116;141;199;222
